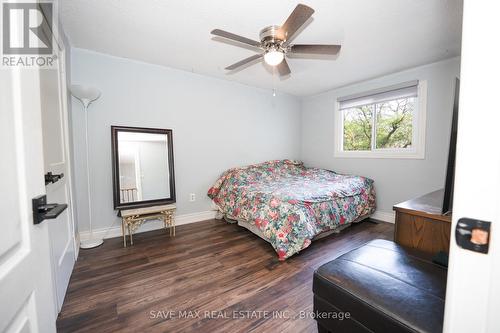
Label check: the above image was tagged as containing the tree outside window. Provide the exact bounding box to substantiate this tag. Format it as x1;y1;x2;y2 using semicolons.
343;97;415;151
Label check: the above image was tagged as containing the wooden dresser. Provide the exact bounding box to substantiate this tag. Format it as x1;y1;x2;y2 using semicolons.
393;189;451;255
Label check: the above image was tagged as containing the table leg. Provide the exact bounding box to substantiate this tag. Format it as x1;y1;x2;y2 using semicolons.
128;224;133;245
122;219;126;247
169;217;172;236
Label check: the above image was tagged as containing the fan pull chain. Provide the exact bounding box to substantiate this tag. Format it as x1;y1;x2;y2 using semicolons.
272;66;277;97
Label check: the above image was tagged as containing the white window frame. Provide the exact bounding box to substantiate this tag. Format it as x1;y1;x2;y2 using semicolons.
334;80;427;159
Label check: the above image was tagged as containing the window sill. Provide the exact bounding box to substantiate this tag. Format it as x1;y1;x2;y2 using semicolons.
333;150;425;159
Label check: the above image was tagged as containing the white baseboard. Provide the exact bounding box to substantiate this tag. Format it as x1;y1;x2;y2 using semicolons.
79;210;217;241
74;232;80;258
79;209;394;241
371;210;395;223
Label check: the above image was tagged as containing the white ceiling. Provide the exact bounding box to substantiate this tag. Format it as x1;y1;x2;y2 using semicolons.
60;0;463;96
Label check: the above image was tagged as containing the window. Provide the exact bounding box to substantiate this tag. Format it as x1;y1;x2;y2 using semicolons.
335;80;426;158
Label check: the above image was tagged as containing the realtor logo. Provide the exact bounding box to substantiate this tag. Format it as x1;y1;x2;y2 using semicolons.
2;1;56;68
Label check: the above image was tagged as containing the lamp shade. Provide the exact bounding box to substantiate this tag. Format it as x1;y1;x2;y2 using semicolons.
70;85;101;108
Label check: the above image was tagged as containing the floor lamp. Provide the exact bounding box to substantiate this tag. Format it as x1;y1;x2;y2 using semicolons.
70;84;103;249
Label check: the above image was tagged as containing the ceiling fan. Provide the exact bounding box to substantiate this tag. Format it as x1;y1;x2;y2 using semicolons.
211;4;341;76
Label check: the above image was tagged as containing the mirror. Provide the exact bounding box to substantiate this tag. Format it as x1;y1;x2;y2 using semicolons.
112;126;175;209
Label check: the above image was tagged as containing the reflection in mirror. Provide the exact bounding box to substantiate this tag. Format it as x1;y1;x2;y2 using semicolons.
112;126;175;209
118;132;170;203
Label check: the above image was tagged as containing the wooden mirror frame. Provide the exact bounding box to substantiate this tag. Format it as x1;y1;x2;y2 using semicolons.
111;125;176;210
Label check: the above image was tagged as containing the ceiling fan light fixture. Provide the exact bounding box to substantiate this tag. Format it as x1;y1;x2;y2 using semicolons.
264;49;284;66
211;4;341;76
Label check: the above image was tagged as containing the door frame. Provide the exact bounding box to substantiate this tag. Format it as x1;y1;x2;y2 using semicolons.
43;8;79;313
54;31;79;259
443;1;500;332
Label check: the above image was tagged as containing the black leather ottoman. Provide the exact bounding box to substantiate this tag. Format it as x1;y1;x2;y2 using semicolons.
313;239;447;333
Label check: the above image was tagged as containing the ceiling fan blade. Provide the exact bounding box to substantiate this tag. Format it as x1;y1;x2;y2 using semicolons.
277;4;315;44
211;29;261;48
277;59;291;76
290;44;341;55
225;54;263;70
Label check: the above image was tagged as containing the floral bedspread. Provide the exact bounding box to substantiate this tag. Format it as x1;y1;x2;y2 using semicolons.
207;160;376;260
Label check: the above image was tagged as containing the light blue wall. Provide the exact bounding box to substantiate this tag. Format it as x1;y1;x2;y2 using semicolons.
300;57;460;214
71;48;459;233
71;48;301;232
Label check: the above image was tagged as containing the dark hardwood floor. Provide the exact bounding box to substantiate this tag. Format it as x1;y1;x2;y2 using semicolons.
57;219;393;333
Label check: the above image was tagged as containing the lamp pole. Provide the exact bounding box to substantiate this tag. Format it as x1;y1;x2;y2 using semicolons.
70;85;103;249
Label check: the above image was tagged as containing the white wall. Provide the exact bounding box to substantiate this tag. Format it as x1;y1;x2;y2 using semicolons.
300;57;460;217
71;48;301;233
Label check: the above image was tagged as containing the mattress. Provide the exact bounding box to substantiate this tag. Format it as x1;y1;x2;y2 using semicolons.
208;160;376;260
231;214;369;243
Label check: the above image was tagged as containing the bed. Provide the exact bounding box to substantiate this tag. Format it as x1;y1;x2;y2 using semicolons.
207;160;376;260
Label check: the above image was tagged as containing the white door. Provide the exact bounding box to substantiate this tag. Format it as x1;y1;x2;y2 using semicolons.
0;68;57;330
443;1;500;332
39;42;76;312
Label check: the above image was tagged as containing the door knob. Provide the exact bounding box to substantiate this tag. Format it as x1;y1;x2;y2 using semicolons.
456;217;491;254
32;195;68;225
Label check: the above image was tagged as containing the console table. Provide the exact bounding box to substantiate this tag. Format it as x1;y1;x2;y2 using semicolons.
120;204;176;247
393;189;451;255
